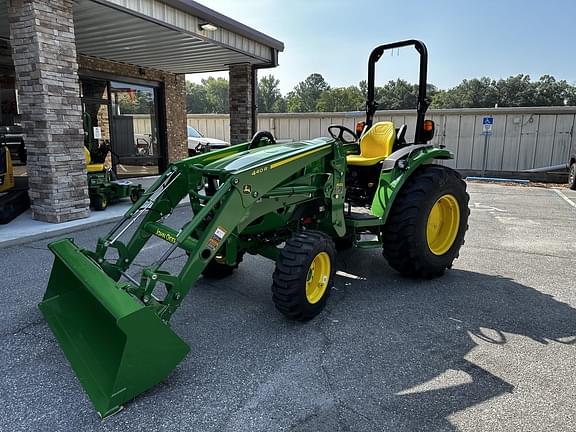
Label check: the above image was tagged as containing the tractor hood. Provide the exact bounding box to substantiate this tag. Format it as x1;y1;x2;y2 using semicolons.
203;138;332;173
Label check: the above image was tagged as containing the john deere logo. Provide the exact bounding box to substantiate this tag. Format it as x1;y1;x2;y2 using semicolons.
243;184;252;194
155;229;177;244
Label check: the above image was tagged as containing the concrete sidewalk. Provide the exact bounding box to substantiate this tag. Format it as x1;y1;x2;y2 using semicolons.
0;176;165;248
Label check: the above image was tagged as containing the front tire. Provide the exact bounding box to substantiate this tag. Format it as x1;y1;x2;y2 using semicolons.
130;188;143;204
569;162;576;190
91;194;108;211
272;231;336;321
382;165;469;278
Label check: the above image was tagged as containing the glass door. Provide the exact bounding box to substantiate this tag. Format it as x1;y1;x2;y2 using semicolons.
0;72;26;179
109;81;161;177
81;78;112;167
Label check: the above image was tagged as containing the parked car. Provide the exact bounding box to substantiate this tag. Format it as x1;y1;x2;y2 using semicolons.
187;126;228;156
569;154;576;190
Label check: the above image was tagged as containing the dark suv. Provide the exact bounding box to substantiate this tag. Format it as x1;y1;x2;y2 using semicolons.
0;125;25;164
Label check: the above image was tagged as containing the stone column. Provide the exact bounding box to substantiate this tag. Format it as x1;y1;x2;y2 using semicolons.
8;0;89;223
165;73;187;162
229;63;255;144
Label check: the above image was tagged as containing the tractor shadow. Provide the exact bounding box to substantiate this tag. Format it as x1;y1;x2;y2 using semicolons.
307;251;576;431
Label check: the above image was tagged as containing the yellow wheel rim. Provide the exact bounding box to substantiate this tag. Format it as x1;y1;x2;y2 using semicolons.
426;194;461;256
305;252;331;304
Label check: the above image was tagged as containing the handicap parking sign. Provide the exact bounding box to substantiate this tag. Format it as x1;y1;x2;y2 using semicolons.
482;116;493;135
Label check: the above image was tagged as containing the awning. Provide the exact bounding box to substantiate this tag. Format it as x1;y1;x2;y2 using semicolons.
0;0;284;74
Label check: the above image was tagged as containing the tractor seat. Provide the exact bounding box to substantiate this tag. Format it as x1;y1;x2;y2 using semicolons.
84;147;105;173
346;121;396;166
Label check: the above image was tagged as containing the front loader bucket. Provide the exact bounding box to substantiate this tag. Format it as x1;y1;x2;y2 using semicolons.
39;239;190;417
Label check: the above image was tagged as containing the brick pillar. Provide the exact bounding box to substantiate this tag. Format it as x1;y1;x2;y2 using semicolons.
229;63;255;144
165;73;188;162
8;0;89;223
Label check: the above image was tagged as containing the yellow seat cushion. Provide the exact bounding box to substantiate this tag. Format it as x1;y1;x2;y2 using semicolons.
84;147;105;173
346;121;396;166
87;163;105;173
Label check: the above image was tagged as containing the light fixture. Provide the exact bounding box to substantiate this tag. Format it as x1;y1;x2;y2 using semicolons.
199;22;218;32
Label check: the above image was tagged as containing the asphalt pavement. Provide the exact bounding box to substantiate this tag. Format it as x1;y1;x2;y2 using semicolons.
1;182;575;431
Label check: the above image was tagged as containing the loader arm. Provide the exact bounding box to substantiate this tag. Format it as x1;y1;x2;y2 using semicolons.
89;137;346;321
39;137;347;417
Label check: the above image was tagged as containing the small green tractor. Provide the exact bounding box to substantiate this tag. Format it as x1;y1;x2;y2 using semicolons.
40;40;469;417
83;113;144;211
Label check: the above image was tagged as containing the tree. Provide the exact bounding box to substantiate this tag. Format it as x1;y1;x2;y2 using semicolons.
431;77;498;108
202;77;229;113
358;80;437;110
186;72;576;114
285;91;303;112
258;74;283;113
316;86;364;112
287;73;330;112
185;82;209;113
564;86;576;106
494;74;533;107
272;96;287;113
377;79;419;110
533;75;572;106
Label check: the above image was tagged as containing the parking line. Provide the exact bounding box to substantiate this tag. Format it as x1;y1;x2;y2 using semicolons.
553;189;576;210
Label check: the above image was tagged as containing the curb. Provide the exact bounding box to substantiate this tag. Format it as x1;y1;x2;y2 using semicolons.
0;201;189;249
0;214;126;249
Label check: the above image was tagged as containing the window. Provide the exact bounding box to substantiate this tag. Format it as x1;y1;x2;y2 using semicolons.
80;77;164;178
109;81;161;177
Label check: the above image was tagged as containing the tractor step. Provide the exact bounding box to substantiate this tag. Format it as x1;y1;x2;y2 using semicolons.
344;211;382;228
353;232;382;249
354;239;382;249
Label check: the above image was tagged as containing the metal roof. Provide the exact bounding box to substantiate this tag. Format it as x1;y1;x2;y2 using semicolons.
0;0;284;74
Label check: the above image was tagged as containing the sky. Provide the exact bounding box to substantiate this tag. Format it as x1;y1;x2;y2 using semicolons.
188;0;576;94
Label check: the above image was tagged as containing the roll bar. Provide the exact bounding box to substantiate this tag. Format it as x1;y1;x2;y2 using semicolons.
366;39;429;143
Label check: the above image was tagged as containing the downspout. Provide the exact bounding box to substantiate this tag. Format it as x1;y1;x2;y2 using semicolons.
251;64;258;137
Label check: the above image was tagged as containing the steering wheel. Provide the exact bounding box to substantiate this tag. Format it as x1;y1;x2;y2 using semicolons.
248;130;276;150
328;125;357;143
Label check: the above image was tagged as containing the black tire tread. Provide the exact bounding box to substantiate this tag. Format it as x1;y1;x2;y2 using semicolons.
272;230;335;321
91;194;108;211
382;165;469;278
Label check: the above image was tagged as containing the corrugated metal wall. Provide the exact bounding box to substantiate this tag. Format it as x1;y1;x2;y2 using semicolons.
185;107;576;171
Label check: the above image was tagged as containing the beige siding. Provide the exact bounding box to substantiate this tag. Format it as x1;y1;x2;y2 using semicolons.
184;107;576;172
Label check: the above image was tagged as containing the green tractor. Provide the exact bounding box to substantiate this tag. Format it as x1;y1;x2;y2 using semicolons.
39;40;469;417
83;113;145;211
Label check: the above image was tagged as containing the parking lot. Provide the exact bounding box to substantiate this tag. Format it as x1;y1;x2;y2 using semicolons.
1;181;575;431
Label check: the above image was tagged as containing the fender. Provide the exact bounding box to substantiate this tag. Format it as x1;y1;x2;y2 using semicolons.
370;145;453;220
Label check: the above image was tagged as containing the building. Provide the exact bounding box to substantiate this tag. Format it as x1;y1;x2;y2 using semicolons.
0;0;284;222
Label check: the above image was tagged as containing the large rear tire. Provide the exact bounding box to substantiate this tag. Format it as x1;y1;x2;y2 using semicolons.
382;165;469;278
272;231;336;321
